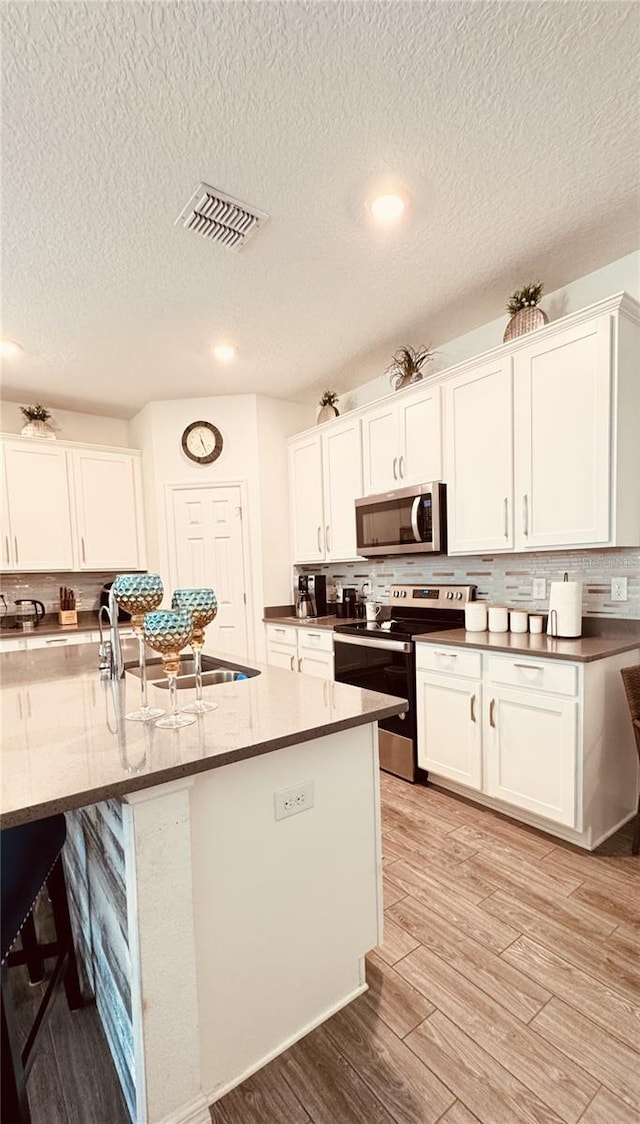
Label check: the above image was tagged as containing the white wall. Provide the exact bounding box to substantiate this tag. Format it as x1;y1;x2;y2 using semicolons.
0;400;132;446
343;251;640;411
130;394;313;660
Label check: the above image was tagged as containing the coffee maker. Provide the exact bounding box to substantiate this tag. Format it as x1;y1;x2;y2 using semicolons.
296;574;327;618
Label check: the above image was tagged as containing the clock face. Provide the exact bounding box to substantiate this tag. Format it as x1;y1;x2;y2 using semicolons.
181;421;223;464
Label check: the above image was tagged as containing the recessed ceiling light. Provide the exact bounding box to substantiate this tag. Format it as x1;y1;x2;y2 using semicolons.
368;193;406;223
211;344;237;363
0;338;24;359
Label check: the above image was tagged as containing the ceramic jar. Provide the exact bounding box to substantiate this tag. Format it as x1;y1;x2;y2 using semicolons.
488;606;509;633
464;602;488;632
510;610;529;633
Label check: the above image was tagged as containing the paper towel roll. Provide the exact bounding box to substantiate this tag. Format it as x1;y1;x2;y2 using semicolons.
547;580;582;638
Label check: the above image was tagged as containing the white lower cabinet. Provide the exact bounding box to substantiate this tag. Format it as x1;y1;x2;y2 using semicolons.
416;672;482;790
416;641;640;848
484;686;577;827
265;623;334;680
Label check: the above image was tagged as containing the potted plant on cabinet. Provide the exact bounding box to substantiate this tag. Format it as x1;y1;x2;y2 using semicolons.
386;345;435;391
503;281;547;341
317;390;340;424
20;403;56;439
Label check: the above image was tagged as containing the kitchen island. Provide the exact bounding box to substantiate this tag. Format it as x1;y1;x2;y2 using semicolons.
1;640;404;1124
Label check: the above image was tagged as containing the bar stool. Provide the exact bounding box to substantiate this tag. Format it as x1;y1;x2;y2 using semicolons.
1;814;83;1123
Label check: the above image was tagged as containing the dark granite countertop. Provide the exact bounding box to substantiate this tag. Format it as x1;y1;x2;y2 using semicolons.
1;638;405;828
415;628;640;663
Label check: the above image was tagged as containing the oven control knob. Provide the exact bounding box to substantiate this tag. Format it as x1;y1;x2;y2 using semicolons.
446;591;453;599
401;590;406;598
456;592;462;600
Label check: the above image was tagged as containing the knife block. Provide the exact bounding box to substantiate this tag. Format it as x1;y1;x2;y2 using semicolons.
58;610;78;627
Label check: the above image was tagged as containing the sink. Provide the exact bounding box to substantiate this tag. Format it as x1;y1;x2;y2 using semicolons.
125;653;260;688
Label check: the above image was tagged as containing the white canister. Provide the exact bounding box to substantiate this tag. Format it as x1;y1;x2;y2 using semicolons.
529;614;543;634
488;606;509;633
510;609;528;633
464;602;488;632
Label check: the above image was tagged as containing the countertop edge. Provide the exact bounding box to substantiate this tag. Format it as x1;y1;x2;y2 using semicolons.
415;630;640;662
0;699;404;829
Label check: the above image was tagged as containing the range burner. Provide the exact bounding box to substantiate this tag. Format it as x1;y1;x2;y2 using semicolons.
334;584;476;641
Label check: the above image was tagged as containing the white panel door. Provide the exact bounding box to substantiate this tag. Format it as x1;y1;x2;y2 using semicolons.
322;417;363;561
399;385;442;485
72;450;145;570
484;686;577;827
416;671;482;790
514;316;612;548
361;402;399;494
171;485;249;657
444;358;514;553
3;441;74;570
288;434;325;562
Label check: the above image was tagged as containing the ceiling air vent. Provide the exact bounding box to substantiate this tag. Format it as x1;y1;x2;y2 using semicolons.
175;183;269;251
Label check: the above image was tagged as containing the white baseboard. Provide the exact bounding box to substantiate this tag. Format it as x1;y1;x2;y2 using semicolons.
154;1093;211;1124
206;981;369;1106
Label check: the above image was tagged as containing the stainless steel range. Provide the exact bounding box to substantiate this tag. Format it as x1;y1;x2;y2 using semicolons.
333;583;476;781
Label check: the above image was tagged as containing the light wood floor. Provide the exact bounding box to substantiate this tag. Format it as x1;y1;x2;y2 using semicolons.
11;777;640;1123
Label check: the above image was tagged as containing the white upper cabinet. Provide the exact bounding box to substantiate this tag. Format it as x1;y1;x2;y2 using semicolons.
71;449;146;570
362;384;442;495
2;441;74;570
444;358;514;553
288;433;325;562
322;416;363;560
289;419;363;564
513;316;611;549
1;436;146;572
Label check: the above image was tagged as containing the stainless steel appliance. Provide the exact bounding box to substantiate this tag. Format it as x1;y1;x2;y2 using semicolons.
333;583;475;781
296;574;327;618
355;482;446;557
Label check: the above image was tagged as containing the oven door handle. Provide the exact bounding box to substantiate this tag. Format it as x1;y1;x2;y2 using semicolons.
410;496;422;543
334;633;412;654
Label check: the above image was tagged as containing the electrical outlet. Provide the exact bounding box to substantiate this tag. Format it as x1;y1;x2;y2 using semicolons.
532;578;546;600
274;781;314;821
611;577;628;602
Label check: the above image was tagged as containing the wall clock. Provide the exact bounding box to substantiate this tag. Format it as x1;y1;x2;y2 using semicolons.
181;421;224;464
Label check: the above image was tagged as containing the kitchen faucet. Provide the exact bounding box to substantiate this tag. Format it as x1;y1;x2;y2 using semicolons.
97;589;125;679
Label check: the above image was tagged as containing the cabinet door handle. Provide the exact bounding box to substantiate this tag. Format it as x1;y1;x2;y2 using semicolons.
392;456;398;481
274;627;285;634
436;650;457;659
398;455;405;479
489;698;496;728
514;662;543;672
14;536;19;565
326;525;331;553
297;656;302;672
4;536;9;565
289;654;295;670
503;498;509;539
81;536;86;562
522;495;529;537
45;638;69;645
317;526;322;552
470;694;476;723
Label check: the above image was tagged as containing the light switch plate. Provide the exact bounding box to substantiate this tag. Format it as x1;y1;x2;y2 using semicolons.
611;577;628;602
532;578;546;600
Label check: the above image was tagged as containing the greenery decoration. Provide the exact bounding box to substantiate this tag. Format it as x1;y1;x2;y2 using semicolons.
319;389;339;407
506;282;544;315
20;403;52;423
387;345;435;390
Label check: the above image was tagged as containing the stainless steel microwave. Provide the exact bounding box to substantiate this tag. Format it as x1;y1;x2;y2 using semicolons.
355;482;447;556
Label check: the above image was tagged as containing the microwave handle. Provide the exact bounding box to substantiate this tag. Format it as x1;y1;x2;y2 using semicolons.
411;496;421;542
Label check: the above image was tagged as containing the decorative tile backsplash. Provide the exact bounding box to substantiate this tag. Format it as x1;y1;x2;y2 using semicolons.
297;547;640;619
0;571;118;613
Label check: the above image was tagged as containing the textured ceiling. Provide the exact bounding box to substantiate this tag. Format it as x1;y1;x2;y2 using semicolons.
1;0;639;417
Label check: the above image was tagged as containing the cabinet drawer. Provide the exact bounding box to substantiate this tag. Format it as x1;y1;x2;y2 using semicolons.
297;628;334;654
487;655;578;697
265;624;298;648
416;644;482;679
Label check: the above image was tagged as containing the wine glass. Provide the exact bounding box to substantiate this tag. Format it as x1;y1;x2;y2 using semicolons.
172;588;218;714
112;573;165;722
142;609;196;729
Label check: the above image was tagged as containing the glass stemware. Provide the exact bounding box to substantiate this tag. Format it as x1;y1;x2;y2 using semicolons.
172;588;218;714
142;609;196;729
112;573;165;722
